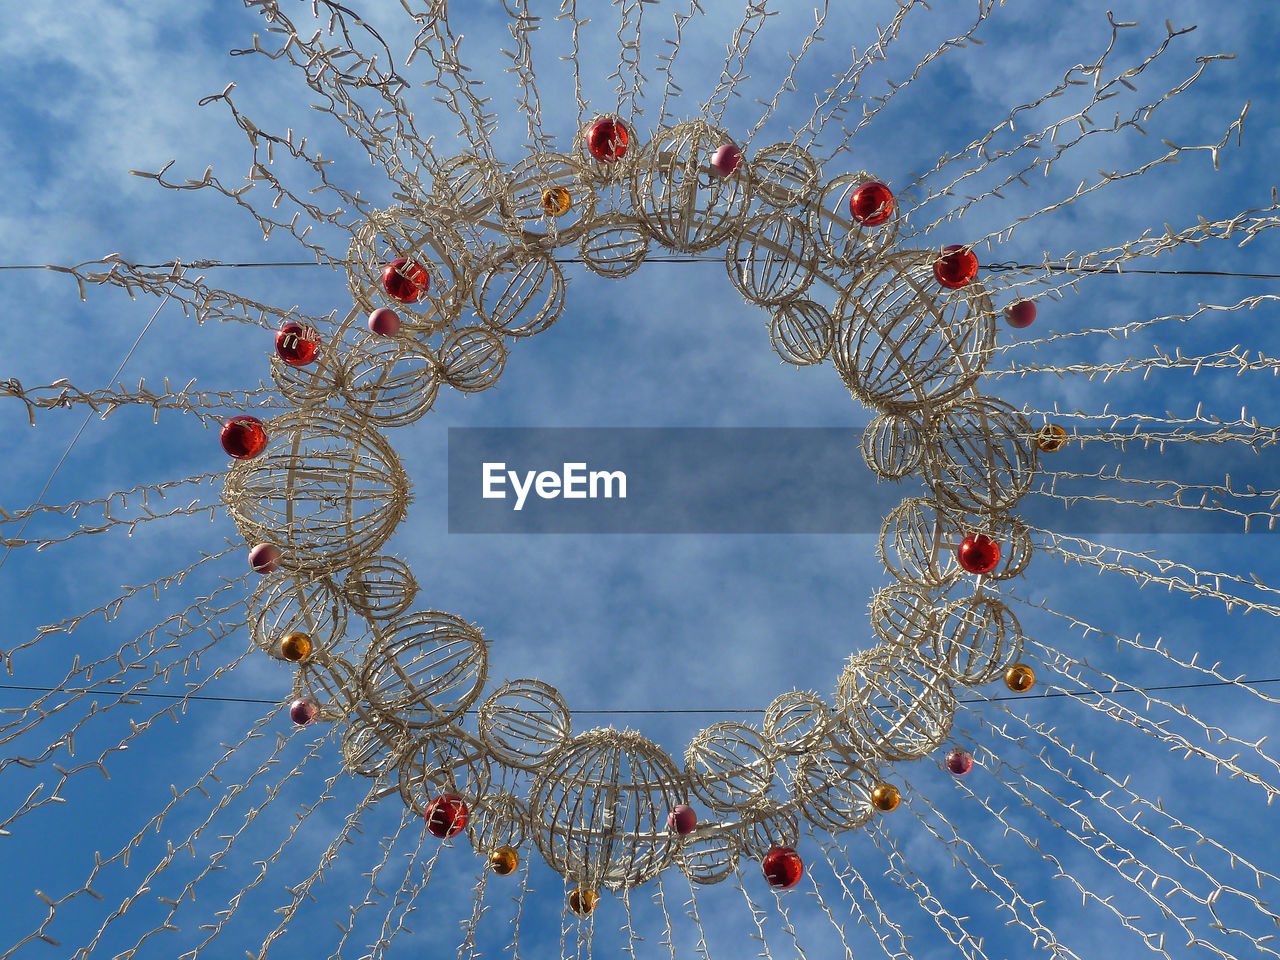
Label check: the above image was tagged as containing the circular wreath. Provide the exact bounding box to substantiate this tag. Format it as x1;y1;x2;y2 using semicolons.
222;119;1050;896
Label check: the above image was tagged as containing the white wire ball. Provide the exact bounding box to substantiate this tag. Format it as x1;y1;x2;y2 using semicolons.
836;645;956;761
684;721;775;812
861;412;925;480
472;246;567;339
768;298;834;366
437;325;508;393
924;396;1038;515
726;211;817;306
528;728;681;890
832;249;995;413
478;678;573;768
340;334;440;428
749;142;822;210
249;571;349;661
808;172;900;268
359;611;488;730
630;120;753;253
224;410;410;575
343;555;419;621
577;211;651;278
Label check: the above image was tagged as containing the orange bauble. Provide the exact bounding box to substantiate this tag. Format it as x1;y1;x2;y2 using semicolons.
1005;663;1036;692
568;885;599;916
871;783;901;812
279;632;313;663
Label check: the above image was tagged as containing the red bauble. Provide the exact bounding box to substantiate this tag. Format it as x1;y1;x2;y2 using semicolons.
424;794;469;839
274;322;319;366
1004;300;1037;329
668;804;697;835
762;846;803;889
220;416;268;460
957;534;1001;575
382;258;431;304
586;117;629;162
934;245;979;289
848;180;895;226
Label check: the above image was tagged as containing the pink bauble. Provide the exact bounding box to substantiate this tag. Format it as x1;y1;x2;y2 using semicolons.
368;307;401;336
946;747;974;776
934;245;979;289
1004;300;1037;329
710;143;742;177
289;698;318;725
668;804;697;835
957;534;1001;575
248;542;281;574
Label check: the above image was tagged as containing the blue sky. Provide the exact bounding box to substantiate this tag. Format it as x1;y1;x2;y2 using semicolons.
2;1;1280;958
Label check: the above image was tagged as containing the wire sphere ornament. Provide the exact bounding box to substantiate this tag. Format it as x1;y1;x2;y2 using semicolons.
271;348;345;407
437;325;508;393
347;207;472;331
339;335;441;428
762;690;833;756
926;593;1024;686
878;497;964;588
291;654;360;723
223;410;410;575
339;709;408;779
792;744;880;833
832;249;995;413
768;298;834;366
675;826;741;886
861;412;926;480
398;732;494;816
925;396;1039;515
528;728;682;890
836;645;956;762
737;800;801;861
726;210;817;306
342;554;419;621
576;211;651;278
500;153;597;240
749;142;822;210
684;721;776;812
808;172;900;268
630;120;753;253
249;571;349;661
472;246;567;340
477;678;574;767
869;581;943;649
430;152;505;221
359;611;489;731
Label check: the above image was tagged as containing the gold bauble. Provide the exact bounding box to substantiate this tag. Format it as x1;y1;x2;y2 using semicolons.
541;186;572;216
871;783;901;812
1005;662;1036;692
280;631;313;663
490;845;519;876
1035;424;1067;453
568;885;598;916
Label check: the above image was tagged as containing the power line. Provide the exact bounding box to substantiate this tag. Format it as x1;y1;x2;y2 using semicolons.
1;676;1275;712
3;259;1280;279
